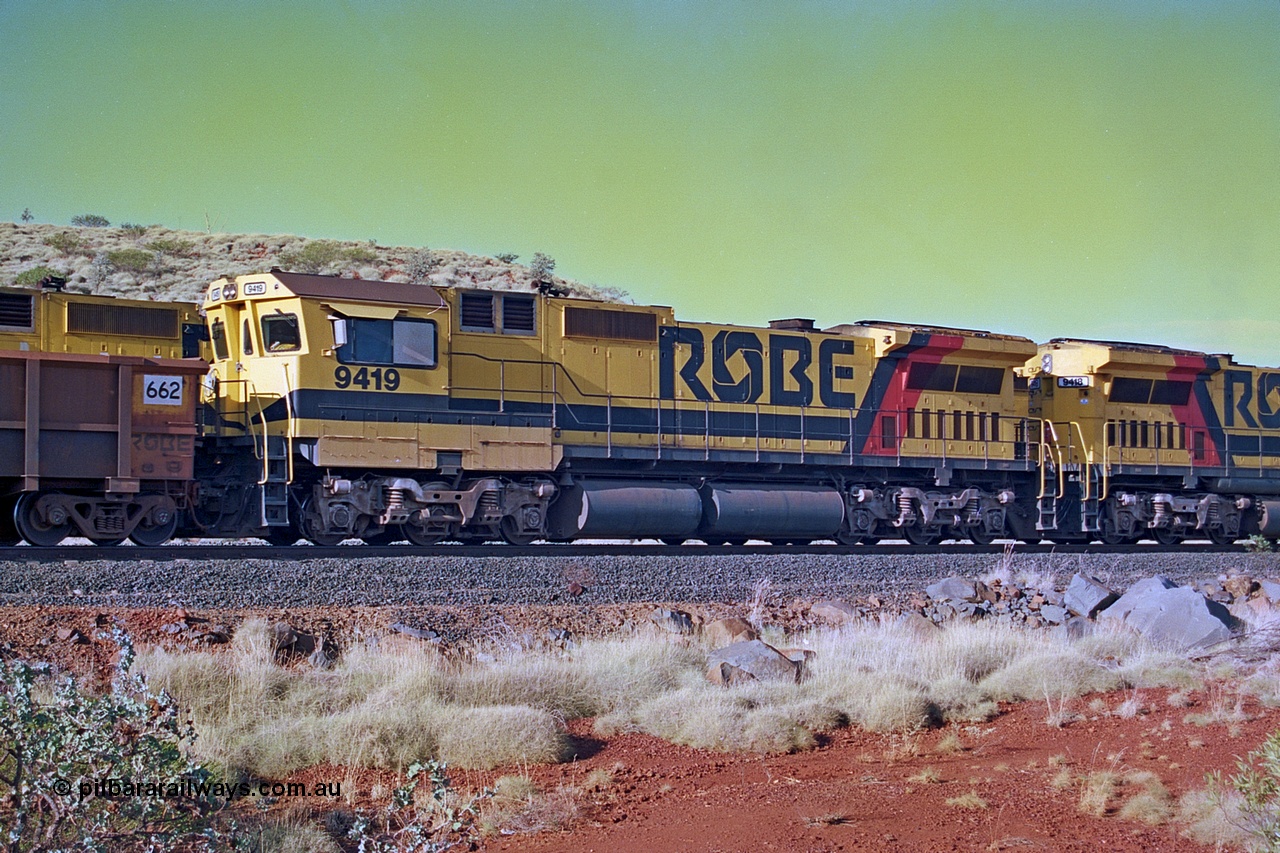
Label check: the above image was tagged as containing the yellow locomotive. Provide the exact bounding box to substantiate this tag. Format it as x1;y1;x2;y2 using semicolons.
1024;339;1280;544
196;270;1042;545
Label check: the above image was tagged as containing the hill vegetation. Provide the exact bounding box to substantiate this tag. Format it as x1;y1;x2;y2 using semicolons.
0;219;627;305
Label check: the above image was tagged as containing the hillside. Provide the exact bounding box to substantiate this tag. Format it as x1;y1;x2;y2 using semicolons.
0;221;627;305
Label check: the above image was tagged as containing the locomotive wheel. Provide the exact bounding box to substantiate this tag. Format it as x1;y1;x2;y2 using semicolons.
1098;517;1129;546
263;528;301;546
299;497;345;546
0;496;19;546
659;537;686;546
129;502;179;546
500;515;537;546
903;525;939;546
13;492;71;547
1151;527;1182;546
1207;527;1238;546
966;526;999;546
89;537;127;546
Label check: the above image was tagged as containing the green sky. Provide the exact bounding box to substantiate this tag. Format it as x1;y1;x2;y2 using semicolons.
2;1;1278;363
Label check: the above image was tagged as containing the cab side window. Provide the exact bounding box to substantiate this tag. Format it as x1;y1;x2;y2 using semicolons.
210;319;229;360
336;318;436;367
261;314;301;353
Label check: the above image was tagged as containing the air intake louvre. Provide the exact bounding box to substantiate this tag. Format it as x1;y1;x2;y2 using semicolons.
0;293;34;329
564;307;658;342
459;292;495;330
502;294;535;333
66;302;180;339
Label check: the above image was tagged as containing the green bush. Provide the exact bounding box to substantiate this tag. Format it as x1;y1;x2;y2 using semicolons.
119;222;149;238
1209;729;1280;851
71;213;110;227
13;266;59;288
529;252;555;283
146;237;195;257
42;231;83;255
494;253;519;263
0;631;218;851
106;248;156;274
279;241;345;273
344;245;378;264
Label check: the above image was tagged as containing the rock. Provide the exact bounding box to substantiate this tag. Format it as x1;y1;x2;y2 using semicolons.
1054;616;1095;641
1260;580;1280;605
271;623;317;656
55;627;87;644
650;608;695;635
1064;574;1118;618
547;627;573;643
160;621;186;634
926;576;979;603
1040;604;1068;624
810;600;859;625
703;617;758;647
705;640;800;685
567;581;586;597
1222;575;1258;601
1101;576;1179;623
308;642;337;670
391;622;439;642
1103;586;1237;650
896;612;939;636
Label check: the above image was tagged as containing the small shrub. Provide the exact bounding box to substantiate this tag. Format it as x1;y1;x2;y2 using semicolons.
147;237;196;257
0;631;219;850
278;240;345;273
529;252;555;284
1118;771;1174;826
1208;728;1280;850
119;222;149;238
344;245;378;264
406;248;440;284
1079;770;1120;816
20;207;32;222
1245;534;1275;554
71;213;110;227
494;252;519;263
13;265;59;287
107;248;156;274
43;231;84;255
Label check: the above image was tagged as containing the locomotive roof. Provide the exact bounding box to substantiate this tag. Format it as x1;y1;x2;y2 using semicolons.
1043;337;1225;359
246;270;447;308
829;320;1034;343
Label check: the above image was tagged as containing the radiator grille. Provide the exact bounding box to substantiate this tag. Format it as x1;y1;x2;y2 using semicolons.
66;302;180;338
564;307;657;342
0;293;34;329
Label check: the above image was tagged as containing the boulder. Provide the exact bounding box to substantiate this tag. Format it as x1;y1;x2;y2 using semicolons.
1100;576;1178;623
703;617;758;648
1103;586;1236;650
391;622;439;641
705;639;799;685
650;608;696;635
1064;574;1118;618
810;600;858;625
1222;575;1258;601
1260;580;1280;605
897;612;940;637
926;576;980;604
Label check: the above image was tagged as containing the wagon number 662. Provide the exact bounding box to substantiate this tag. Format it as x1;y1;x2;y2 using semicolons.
334;366;400;391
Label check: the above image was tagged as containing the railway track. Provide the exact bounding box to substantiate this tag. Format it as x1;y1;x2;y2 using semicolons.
0;540;1249;562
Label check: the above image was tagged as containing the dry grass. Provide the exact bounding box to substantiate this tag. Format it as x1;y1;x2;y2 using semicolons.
1078;770;1121;816
1117;771;1174;826
908;766;943;784
139;613;1224;779
945;792;988;810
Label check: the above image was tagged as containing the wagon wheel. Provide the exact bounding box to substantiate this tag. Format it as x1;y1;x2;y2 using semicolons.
0;496;19;546
13;492;72;547
1151;527;1182;546
362;526;405;546
659;537;686;546
129;499;179;547
89;537;127;546
262;527;301;546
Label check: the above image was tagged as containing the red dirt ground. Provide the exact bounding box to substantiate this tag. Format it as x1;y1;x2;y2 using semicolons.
3;605;1273;851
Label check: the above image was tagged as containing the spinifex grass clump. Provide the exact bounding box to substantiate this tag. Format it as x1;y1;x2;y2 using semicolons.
141;616;1210;780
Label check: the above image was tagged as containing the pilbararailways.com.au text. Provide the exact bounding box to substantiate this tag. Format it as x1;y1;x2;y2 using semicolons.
53;777;341;802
